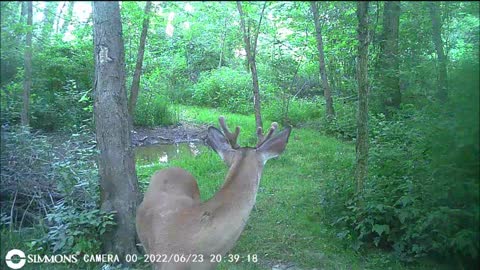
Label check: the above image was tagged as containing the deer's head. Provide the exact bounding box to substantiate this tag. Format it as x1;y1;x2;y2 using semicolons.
206;116;291;167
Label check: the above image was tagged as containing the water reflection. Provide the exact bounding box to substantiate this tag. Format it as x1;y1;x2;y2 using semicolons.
159;152;168;163
189;142;200;156
135;142;204;164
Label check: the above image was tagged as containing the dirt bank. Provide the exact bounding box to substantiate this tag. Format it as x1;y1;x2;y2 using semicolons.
131;122;209;147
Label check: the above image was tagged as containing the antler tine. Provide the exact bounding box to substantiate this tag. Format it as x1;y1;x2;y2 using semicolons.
256;122;278;147
219;116;240;149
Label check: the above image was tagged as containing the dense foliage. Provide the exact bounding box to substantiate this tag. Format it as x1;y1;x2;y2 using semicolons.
325;60;479;265
0;1;478;268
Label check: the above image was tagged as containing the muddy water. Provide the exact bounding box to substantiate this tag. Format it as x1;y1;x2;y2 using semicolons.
134;142;205;163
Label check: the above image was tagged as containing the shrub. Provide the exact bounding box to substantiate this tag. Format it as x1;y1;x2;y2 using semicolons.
0;76;93;132
0;37;95;131
0;77;23;125
1;125;115;255
134;93;176;127
29;204;115;254
320;100;358;140
30;80;93;131
0;128;56;228
263;97;322;126
187;67;252;114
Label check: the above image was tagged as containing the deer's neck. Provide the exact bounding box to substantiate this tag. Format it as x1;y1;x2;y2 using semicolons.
206;151;263;222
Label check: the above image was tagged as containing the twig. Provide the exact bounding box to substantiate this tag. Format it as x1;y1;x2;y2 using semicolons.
10;190;17;232
19;196;35;229
48;191;55;207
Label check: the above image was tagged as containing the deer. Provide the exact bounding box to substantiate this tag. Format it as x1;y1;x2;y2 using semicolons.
136;116;291;270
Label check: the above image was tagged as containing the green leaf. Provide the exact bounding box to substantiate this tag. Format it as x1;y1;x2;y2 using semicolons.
372;224;390;236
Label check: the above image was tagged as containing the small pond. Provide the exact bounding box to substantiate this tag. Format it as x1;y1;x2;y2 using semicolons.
134;142;206;163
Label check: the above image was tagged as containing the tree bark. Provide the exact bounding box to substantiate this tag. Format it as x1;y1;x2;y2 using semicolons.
93;2;140;262
355;1;369;194
236;1;266;130
128;1;152;117
310;2;335;119
378;1;401;114
21;1;32;127
428;2;448;102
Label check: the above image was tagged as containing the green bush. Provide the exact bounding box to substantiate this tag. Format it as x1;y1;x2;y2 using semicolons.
134;93;176;127
0;38;94;132
187;67;253;114
0;74;23;125
263;97;322;126
29;204;115;254
30;81;93;131
320;100;358;140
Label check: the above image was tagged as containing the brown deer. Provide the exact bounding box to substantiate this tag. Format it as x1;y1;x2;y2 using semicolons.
136;116;291;270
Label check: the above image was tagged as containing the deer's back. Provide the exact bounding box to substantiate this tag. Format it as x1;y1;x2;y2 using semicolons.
136;167;201;253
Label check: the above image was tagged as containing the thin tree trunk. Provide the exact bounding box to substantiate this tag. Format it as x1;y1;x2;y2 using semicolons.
310;2;335;119
250;57;263;130
355;1;369;195
237;1;266;130
93;2;140;262
21;1;32;127
428;2;448;102
128;1;152;118
378;1;401;114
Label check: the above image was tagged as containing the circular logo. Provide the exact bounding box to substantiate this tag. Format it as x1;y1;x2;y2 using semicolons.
5;249;26;269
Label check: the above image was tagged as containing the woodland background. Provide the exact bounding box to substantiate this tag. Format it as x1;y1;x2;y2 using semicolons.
0;1;478;269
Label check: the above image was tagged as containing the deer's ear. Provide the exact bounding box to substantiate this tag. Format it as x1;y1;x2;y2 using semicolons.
207;127;235;165
256;126;291;162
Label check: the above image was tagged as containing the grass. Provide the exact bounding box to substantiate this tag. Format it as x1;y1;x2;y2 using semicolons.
1;105;442;270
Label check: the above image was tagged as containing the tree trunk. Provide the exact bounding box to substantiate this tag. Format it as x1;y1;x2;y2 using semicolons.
21;1;32;127
355;1;369;194
92;2;140;262
310;2;335;119
128;1;152;118
236;1;266;130
428;2;448;102
378;1;401;114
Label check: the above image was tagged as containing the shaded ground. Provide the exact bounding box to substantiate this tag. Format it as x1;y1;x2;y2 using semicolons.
131;122;209;147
